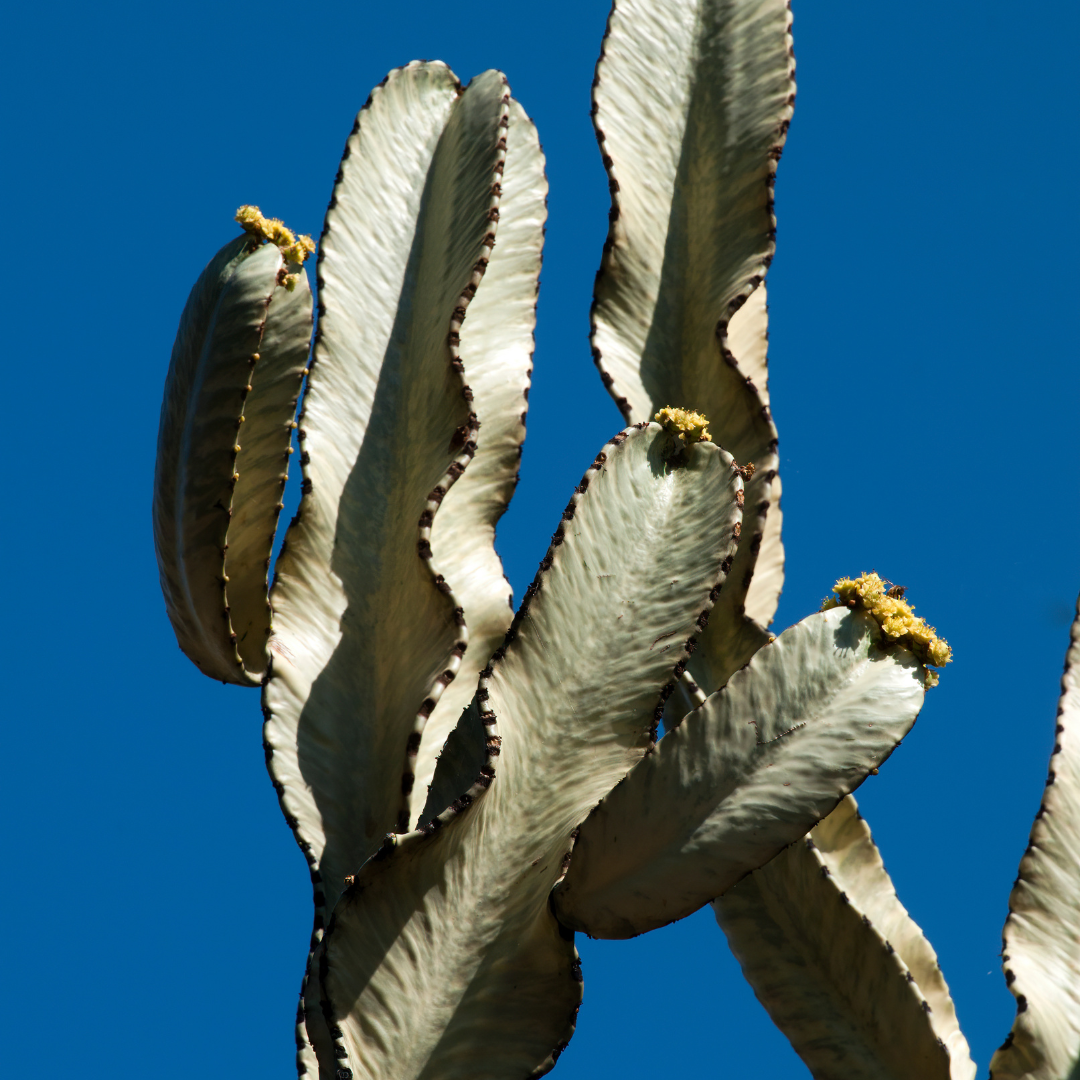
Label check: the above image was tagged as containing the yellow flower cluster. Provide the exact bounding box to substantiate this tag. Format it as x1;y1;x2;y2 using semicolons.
821;572;952;685
654;407;712;445
235;205;316;267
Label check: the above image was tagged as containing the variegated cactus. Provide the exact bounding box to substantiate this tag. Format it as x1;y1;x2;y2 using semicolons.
152;1;1080;1078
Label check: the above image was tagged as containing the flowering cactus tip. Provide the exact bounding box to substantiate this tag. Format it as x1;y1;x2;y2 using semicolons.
235;204;316;266
821;571;951;685
654;406;712;445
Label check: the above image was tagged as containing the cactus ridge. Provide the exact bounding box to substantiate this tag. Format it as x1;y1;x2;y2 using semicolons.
394;428;479;832
407;95;547;831
715;794;976;1080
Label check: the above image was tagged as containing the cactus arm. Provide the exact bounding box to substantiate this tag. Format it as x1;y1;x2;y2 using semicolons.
408;98;548;828
990;596;1080;1080
153;236;312;685
590;0;795;692
263;62;508;932
551;607;925;938
311;425;744;1079
713;795;975;1080
589;0;793;422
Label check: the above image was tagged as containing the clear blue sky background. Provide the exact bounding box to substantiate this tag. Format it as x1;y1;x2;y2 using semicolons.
3;1;1078;1075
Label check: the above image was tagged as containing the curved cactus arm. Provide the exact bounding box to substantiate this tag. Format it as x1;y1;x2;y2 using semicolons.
409;98;548;828
310;425;744;1080
262;62;508;937
551;607;925;938
153;237;312;685
590;0;795;692
990;595;1080;1080
816;800;975;1078
713;795;975;1080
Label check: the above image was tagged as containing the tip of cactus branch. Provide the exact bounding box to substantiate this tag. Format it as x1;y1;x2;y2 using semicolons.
235;205;316;266
821;572;952;685
654;407;712;445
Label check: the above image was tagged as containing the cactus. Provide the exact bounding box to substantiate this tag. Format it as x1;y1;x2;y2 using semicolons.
152;1;1080;1077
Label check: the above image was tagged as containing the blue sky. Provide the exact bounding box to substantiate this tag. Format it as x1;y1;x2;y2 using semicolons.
3;1;1078;1075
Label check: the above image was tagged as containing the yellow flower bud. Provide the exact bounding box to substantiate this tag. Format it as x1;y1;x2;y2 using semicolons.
820;571;952;684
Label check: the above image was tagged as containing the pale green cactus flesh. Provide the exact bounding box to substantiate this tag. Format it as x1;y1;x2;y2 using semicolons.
551;606;927;939
153;234;312;685
990;598;1080;1080
309;425;744;1079
714;795;976;1080
590;0;794;695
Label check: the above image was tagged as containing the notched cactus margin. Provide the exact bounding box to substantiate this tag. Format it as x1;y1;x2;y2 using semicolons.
396;153;502;835
714;795;976;1080
991;596;1080;1080
308;424;744;1079
718;294;784;633
153;230;313;686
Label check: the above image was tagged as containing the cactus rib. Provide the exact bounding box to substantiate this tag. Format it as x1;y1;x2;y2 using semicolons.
408;97;548;830
258;67;510;1074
